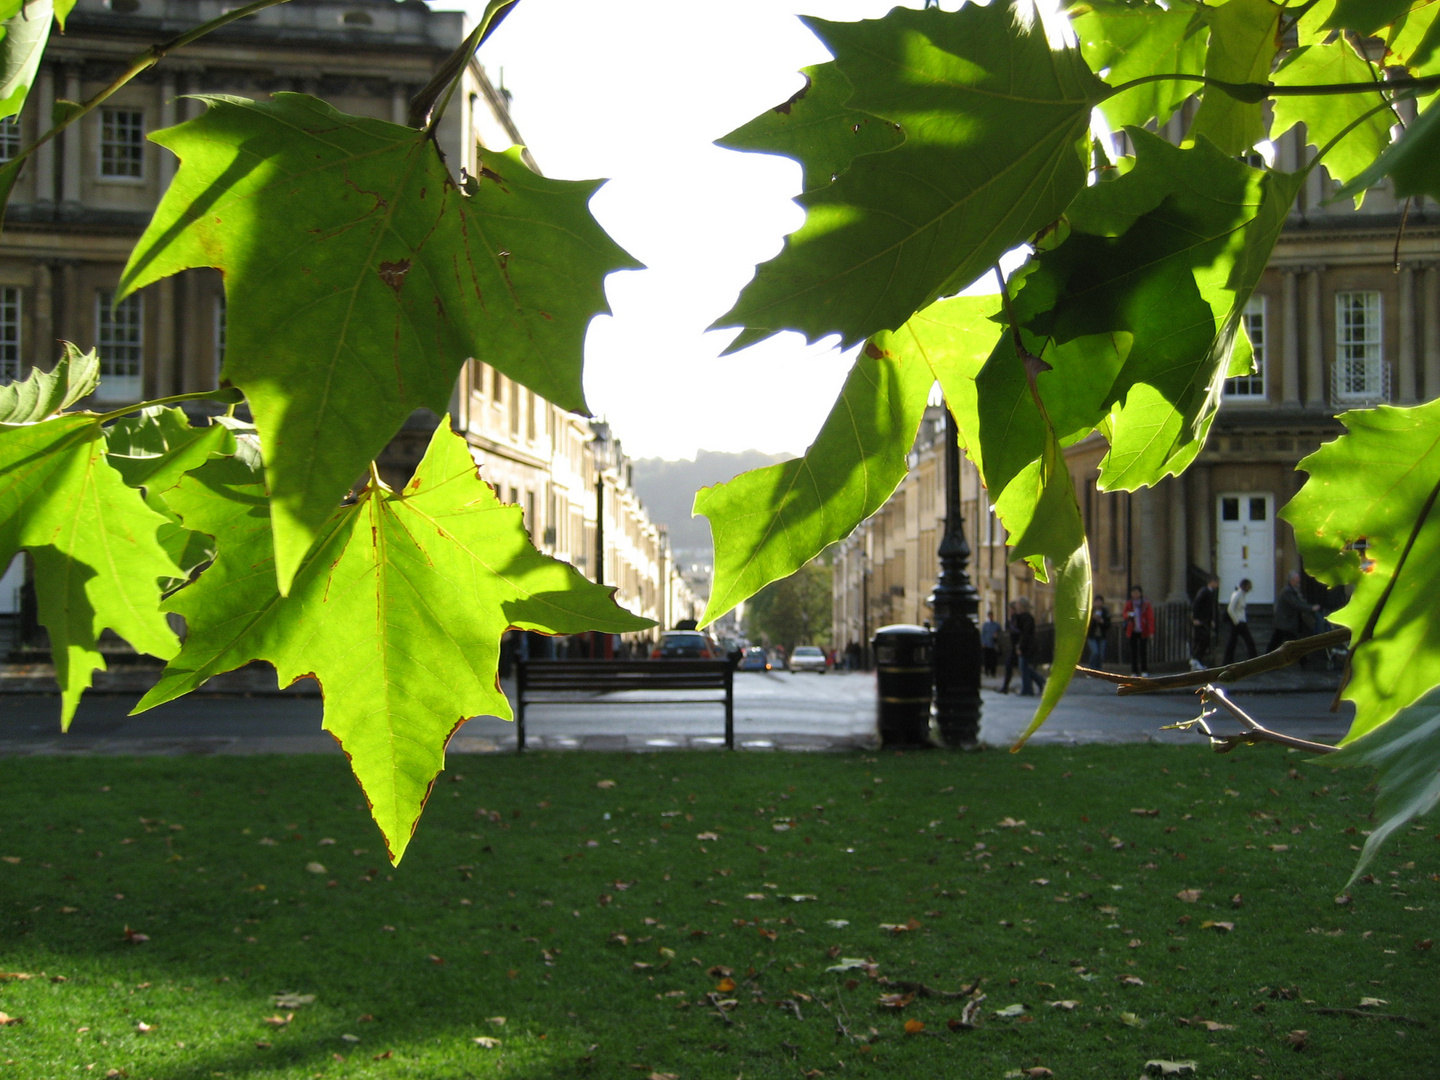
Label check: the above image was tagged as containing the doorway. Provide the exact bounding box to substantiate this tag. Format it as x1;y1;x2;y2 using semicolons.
1216;493;1275;603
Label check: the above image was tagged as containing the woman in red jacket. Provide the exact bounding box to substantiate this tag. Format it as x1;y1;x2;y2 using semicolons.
1122;585;1155;678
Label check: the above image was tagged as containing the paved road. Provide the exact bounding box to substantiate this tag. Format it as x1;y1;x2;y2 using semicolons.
0;667;1355;756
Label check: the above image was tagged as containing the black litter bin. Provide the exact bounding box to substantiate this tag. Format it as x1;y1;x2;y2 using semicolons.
873;624;934;747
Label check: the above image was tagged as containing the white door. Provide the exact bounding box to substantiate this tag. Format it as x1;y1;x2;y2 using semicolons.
1216;493;1275;604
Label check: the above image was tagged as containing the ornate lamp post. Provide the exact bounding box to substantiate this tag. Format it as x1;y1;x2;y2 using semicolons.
929;406;982;747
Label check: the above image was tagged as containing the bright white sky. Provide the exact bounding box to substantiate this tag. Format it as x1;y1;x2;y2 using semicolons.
458;0;950;461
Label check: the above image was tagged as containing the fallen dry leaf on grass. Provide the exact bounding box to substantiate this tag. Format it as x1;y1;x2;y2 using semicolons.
485;1016;506;1026
0;973;34;981
904;1019;925;1034
1118;976;1145;987
135;1021;154;1034
1178;1016;1232;1031
1144;1061;1197;1077
1023;1069;1054;1079
1358;997;1388;1008
123;926;149;944
1118;1011;1144;1028
273;993;316;1009
715;978;736;993
647;1073;678;1080
994;1003;1026;1018
596;780;616;789
1175;889;1202;903
473;1036;501;1048
1130;808;1159;817
0;1012;22;1026
305;862;326;875
1047;1000;1079;1010
262;1014;293;1028
878;993;915;1010
997;817;1026;829
1286;1029;1308;1050
1200;920;1235;933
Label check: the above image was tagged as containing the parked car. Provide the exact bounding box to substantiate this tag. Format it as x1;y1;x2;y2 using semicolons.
789;645;828;673
738;647;771;672
651;630;717;660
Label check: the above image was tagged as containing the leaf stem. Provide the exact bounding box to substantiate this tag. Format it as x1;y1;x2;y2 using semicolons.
1104;71;1440;103
1189;685;1338;755
94;387;245;424
2;0;296;184
414;0;522;134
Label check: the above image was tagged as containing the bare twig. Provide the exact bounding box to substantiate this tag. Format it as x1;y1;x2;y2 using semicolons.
1079;628;1348;695
958;993;986;1029
780;997;803;1021
704;992;735;1026
1161;686;1337;755
876;977;981;999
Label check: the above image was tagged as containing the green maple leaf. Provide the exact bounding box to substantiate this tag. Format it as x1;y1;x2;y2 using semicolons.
1189;0;1282;156
1386;0;1440;72
1324;0;1412;35
0;342;97;423
1272;41;1393;204
1333;98;1440;204
718;62;903;194
1283;400;1440;742
974;131;1302;494
105;406;236;493
135;424;652;861
696;327;937;625
119;93;639;593
1071;0;1208;132
0;414;181;725
713;1;1105;353
881;293;1089;742
1323;685;1440;887
0;0;74;120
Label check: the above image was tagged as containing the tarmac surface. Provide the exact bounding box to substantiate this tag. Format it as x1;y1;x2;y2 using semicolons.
0;662;1356;757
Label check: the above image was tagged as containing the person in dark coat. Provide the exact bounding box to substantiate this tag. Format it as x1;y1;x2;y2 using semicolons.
999;601;1020;693
1086;595;1111;669
980;609;1002;677
1190;574;1221;671
1268;570;1321;654
1014;596;1047;697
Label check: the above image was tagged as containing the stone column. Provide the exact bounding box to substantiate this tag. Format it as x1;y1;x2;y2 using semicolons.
1426;264;1440;400
61;66;82;208
1138;486;1165;600
57;262;80;345
158;72;177;191
1399;263;1418;403
34;65;54;206
1281;267;1301;405
33;263;53;367
1305;266;1326;408
156;277;176;397
1189;464;1212;576
1168;472;1189;602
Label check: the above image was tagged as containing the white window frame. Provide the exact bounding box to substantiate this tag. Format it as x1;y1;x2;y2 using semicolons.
99;108;145;180
0;116;20;164
1334;290;1386;402
1225;295;1267;399
0;286;20;382
94;289;143;402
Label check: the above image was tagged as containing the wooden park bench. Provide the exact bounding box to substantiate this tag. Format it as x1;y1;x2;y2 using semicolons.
513;659;735;752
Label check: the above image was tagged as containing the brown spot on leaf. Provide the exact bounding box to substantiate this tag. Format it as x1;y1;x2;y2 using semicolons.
863;341;889;361
377;260;412;295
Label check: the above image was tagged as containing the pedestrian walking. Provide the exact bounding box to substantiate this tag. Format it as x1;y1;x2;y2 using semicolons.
1190;574;1221;670
999;601;1020;693
1086;595;1111;669
1223;578;1257;664
1122;585;1154;677
1268;570;1321;655
1013;597;1046;697
980;609;1002;678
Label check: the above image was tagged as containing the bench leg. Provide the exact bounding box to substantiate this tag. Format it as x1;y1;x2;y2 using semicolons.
724;673;734;750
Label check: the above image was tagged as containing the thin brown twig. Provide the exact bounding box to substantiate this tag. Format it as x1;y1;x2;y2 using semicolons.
1199;686;1337;755
1078;627;1348;695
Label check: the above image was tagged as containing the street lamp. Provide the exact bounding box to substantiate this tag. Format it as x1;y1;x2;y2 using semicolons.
929;405;982;747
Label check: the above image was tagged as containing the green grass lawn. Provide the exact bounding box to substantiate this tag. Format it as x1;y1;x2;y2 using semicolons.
0;744;1435;1080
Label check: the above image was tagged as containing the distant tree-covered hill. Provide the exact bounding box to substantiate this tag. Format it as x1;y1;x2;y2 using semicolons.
630;450;788;556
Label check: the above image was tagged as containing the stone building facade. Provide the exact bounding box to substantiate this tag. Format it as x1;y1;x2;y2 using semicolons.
0;0;691;641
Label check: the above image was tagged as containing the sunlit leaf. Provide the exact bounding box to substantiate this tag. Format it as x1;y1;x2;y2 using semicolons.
1332;98;1440;204
1272;41;1393;203
696;334;934;625
975;131;1302;492
717;61;902;194
0;414;180;725
0;342;97;423
105;406;236;493
1072;0;1208;132
714;1;1104;352
1323;687;1440;886
119;93;639;593
1283;399;1440;741
1188;0;1282;156
1324;0;1411;35
136;424;651;861
0;0;74;121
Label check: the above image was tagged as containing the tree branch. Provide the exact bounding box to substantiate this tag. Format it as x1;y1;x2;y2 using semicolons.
1193;685;1338;755
1079;627;1348;695
1105;71;1440;102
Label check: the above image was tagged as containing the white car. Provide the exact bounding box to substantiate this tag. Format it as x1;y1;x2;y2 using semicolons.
789;645;828;673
